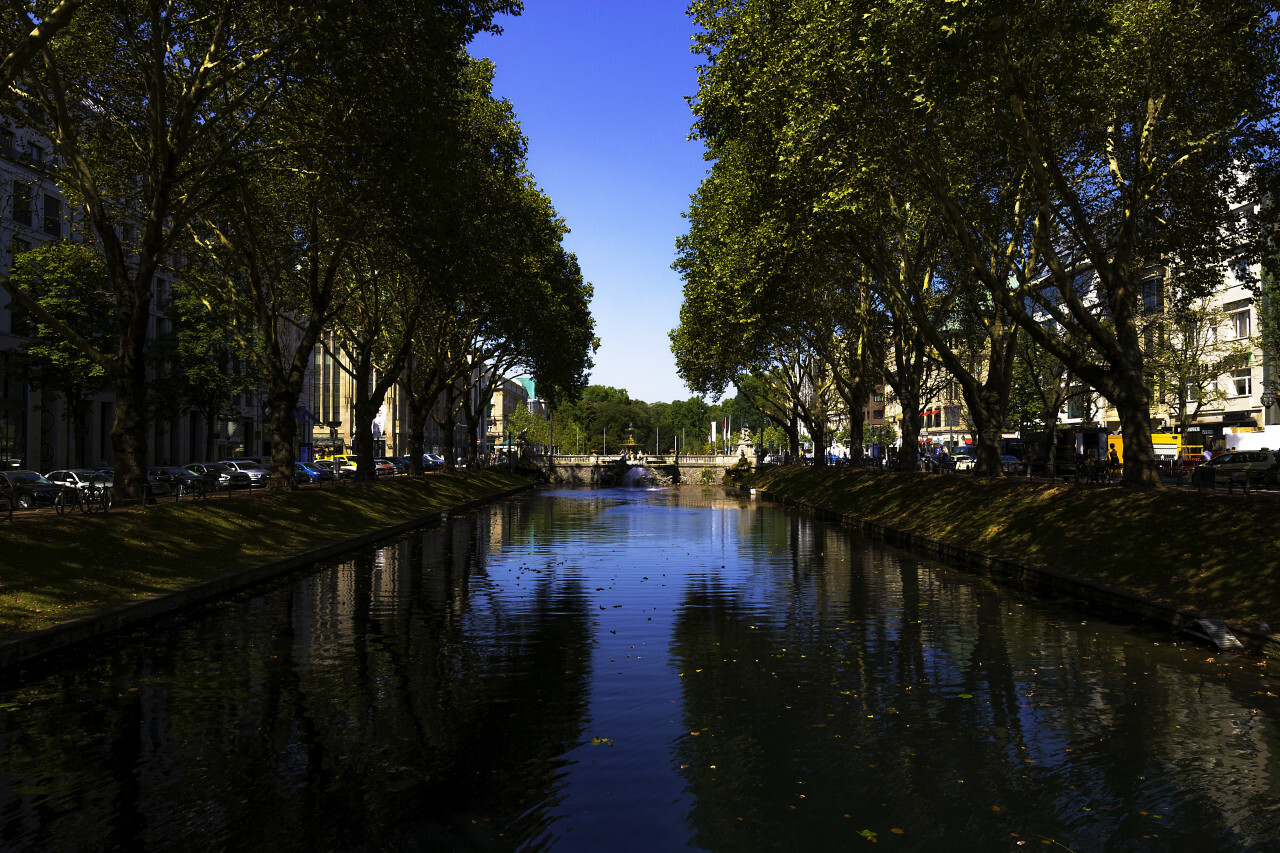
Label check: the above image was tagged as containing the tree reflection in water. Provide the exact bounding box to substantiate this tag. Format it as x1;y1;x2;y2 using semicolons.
1;487;1279;851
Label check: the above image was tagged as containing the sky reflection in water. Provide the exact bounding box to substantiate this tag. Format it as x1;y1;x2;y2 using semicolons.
2;486;1280;852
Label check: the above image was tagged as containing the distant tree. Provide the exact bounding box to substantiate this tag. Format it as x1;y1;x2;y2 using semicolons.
8;242;112;466
147;285;254;461
1146;296;1251;431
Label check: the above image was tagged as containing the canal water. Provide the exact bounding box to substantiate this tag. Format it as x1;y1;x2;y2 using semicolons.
3;486;1280;852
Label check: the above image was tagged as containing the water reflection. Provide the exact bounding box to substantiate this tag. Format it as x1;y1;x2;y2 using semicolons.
1;487;1279;851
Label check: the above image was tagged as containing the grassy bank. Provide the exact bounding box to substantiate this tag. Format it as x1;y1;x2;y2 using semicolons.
0;471;530;640
747;466;1279;630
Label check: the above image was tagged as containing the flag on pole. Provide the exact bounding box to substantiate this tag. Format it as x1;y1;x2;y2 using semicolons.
710;419;716;450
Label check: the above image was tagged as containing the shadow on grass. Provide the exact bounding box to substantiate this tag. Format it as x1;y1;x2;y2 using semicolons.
750;467;1276;628
0;471;529;638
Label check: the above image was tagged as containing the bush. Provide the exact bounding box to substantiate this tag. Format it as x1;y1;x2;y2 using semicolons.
723;456;753;485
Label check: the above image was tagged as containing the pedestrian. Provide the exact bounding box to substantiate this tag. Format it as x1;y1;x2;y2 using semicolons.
1202;446;1213;464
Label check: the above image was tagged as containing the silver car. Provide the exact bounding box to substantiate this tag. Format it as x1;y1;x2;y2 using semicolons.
1202;450;1280;487
217;459;270;487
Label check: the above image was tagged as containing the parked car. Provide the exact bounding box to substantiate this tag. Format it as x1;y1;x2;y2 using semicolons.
373;457;400;475
148;466;206;496
143;468;174;497
312;459;351;480
0;470;65;509
1000;455;1024;475
217;459;270;487
1201;450;1280;487
295;462;330;484
45;468;115;493
423;453;445;471
183;462;252;489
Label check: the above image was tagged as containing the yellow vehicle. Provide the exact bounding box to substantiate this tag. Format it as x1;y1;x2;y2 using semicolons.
1107;433;1202;473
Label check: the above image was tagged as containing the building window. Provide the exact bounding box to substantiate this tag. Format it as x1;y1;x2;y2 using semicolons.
27;144;42;165
1141;275;1163;314
1232;368;1252;398
42;195;60;237
1230;308;1251;340
1230;254;1253;283
0;130;12;158
11;182;30;226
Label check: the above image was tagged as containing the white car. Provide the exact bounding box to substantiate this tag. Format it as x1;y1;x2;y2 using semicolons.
45;468;115;490
217;459;270;487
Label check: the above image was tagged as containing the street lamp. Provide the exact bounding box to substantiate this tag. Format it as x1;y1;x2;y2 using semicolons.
1263;377;1280;426
1263;377;1280;408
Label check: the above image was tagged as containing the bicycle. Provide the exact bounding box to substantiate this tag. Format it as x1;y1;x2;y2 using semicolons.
81;476;112;513
54;485;75;514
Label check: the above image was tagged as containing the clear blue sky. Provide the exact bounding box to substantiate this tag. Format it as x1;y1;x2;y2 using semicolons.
474;2;708;405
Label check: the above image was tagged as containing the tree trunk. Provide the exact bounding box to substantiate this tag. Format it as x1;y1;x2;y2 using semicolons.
406;396;427;476
439;385;458;473
845;383;869;465
110;340;148;500
267;387;299;492
1111;376;1160;487
463;404;479;467
963;383;1006;477
897;404;922;472
351;354;378;482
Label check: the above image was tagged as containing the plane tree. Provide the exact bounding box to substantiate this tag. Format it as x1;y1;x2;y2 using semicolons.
0;0;306;497
839;0;1280;485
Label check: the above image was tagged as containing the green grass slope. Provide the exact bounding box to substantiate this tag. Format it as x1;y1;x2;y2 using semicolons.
0;471;528;639
748;467;1279;630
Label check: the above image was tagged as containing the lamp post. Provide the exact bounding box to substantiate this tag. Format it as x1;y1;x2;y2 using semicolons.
1263;377;1280;425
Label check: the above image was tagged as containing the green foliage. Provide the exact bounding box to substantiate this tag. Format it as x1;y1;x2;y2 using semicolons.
8;242;112;422
723;454;753;485
865;421;897;448
679;0;1280;486
148;285;254;428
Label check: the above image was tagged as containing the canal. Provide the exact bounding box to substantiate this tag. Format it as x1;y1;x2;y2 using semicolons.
3;486;1280;851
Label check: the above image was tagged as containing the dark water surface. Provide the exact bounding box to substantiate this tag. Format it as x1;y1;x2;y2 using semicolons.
3;486;1280;851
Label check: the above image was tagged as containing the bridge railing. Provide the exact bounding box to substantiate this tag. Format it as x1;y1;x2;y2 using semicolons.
545;453;753;467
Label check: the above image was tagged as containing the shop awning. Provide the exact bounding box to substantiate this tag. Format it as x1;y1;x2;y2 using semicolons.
294;405;321;425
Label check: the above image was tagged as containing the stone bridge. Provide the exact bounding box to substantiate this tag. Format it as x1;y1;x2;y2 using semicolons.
535;452;756;487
